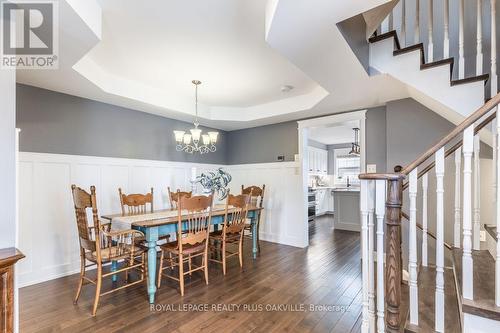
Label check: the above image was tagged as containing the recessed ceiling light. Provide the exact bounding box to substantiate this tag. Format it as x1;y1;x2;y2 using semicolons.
281;85;294;93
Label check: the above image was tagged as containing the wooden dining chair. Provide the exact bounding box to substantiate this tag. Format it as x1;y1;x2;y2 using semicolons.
209;191;251;275
118;188;169;244
157;193;213;295
119;187;153;215
241;184;265;252
71;185;146;316
167;187;192;209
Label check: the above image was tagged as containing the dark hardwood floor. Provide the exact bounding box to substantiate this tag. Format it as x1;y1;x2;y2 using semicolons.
20;216;363;332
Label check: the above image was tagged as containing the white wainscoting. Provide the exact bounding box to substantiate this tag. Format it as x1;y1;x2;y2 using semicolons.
18;152;305;287
227;162;305;248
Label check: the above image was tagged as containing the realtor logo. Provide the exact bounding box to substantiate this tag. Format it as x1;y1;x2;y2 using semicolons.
1;0;58;69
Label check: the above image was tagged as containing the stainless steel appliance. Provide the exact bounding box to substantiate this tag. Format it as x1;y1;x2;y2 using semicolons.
307;188;316;222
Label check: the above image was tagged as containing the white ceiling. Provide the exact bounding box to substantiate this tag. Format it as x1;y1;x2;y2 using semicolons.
308;120;360;145
17;0;408;130
91;0;318;107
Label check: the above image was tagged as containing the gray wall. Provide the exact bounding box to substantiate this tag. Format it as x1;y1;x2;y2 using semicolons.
365;106;387;172
386;98;455;170
16;84;228;165
226;121;299;164
337;14;369;73
0;58;16;248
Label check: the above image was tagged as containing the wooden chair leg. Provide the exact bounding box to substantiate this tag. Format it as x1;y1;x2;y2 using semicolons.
92;265;102;316
204;248;209;285
238;235;243;268
169;252;174;270
188;254;192;276
157;250;164;288
222;241;226;275
73;254;85;304
179;253;184;296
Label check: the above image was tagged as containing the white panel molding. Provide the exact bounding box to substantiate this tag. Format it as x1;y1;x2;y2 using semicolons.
18;152;303;287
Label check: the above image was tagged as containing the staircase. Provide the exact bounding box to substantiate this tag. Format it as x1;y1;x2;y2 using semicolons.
343;0;500;128
368;30;488;123
352;1;500;332
360;93;500;333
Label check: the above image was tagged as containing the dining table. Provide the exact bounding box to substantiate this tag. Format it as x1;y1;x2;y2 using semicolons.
101;204;263;303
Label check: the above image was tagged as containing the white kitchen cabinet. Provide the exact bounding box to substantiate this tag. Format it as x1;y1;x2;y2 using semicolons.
308;147;328;176
326;189;334;214
315;189;326;215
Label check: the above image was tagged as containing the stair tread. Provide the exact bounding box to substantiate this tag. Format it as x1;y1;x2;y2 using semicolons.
452;248;500;320
368;30;401;49
450;73;489;86
404;266;461;333
393;43;425;65
420;58;454;78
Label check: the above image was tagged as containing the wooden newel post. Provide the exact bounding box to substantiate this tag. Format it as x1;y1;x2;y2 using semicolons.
385;176;404;332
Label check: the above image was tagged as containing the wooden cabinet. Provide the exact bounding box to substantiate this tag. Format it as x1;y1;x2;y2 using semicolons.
0;248;24;333
308;147;328;175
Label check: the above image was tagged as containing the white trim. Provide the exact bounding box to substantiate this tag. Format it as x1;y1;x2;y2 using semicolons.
297;110;367;129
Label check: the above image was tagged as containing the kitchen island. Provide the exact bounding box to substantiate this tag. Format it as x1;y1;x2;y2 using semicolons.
332;187;360;232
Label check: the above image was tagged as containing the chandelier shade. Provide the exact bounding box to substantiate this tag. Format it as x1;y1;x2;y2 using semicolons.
173;80;219;154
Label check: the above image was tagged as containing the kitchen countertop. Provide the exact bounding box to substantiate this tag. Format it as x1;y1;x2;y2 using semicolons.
311;186;360;192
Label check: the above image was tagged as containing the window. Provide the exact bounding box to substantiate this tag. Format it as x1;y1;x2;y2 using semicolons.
334;148;360;186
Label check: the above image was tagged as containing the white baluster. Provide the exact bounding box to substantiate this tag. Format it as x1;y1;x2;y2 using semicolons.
389;10;394;31
444;0;450;58
422;173;429;267
455;147;462;247
427;0;434;62
496;106;500;306
494;117;498;213
477;0;483;75
360;179;370;333
463;125;475;300
368;181;376;332
401;0;406;47
381;17;390;34
414;0;420;44
473;135;481;250
409;169;419;325
492;0;498;95
375;180;386;333
435;147;445;332
459;0;465;79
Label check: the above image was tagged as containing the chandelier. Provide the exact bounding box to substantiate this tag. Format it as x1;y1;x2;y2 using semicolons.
349;128;360;156
173;80;219;154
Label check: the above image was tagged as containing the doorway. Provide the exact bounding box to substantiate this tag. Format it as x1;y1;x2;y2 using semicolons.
297;111;366;246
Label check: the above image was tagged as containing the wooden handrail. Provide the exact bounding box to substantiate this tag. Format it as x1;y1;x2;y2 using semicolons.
400;92;500;175
401;111;497;190
401;212;453;250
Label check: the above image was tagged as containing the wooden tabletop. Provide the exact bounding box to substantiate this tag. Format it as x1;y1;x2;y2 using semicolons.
101;205;263;228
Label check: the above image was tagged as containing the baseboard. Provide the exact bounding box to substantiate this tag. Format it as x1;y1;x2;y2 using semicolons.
259;232;307;248
334;221;360;232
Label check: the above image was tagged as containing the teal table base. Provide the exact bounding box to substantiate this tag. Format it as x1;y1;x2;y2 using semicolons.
135;210;259;304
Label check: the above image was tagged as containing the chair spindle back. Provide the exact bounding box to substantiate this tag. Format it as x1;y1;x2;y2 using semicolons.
241;185;265;208
224;191;251;235
119;188;154;216
168;186;192;209
177;194;213;250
